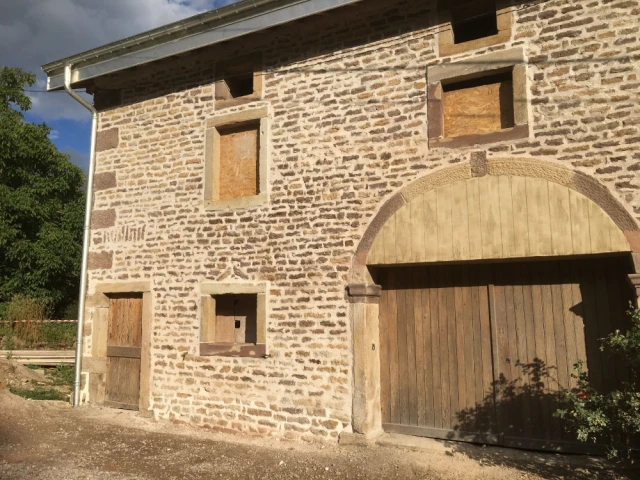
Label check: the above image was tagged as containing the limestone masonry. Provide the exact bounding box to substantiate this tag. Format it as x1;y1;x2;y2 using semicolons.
81;0;640;442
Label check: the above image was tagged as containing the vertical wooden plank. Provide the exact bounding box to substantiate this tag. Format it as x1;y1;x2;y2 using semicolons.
436;184;454;261
466;178;483;260
379;271;391;424
410;196;427;264
453;267;467;428
215;295;236;343
579;261;604;393
387;271;400;424
498;176;516;258
560;264;579;390
605;259;630;389
470;270;484;432
593;260;616;394
446;268;459;429
235;294;257;344
383;212;398;265
529;264;549;440
368;233;384;265
539;263;562;441
396;269;410;425
480;176;503;259
437;266;451;429
413;268;427;426
511;176;529;258
451;181;470;260
525;177;552;256
395;203;413;264
478;270;495;432
421;268;435;428
569;190;591;255
404;269;418;426
521;265;541;440
588;201;612;253
430;271;443;429
511;264;532;440
548;181;573;256
490;276;510;436
461;266;477;430
423;190;438;262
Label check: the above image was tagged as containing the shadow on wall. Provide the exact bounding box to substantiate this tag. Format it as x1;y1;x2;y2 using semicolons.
445;359;638;480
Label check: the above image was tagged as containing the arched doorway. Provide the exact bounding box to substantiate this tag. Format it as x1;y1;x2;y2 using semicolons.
347;158;640;452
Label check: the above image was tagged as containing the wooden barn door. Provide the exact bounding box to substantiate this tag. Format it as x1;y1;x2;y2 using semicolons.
379;264;499;444
490;257;632;452
378;257;633;452
105;293;143;410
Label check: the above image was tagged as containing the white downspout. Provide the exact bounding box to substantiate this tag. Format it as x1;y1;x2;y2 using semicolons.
63;64;97;408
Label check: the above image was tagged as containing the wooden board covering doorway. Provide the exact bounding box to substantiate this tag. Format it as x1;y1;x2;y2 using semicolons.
105;293;143;410
377;256;634;452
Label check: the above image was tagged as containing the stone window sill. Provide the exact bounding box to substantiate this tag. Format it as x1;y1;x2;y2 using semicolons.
430;124;529;149
204;192;269;211
199;342;267;358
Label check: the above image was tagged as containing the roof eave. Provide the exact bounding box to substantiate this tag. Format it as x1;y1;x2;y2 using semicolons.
42;0;360;91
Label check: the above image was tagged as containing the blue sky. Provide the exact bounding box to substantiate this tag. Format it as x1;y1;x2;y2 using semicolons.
1;0;238;173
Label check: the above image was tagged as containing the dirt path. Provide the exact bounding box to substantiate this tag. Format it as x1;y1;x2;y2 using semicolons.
0;389;635;480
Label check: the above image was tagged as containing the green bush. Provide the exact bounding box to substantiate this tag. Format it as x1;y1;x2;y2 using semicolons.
556;305;640;459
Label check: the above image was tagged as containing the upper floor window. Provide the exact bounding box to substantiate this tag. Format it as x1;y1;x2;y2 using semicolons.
215;53;263;109
204;107;269;210
438;0;512;57
451;0;498;44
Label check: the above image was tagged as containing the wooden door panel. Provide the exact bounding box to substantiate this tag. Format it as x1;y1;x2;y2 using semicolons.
378;256;633;452
105;294;143;410
379;265;497;441
490;257;633;451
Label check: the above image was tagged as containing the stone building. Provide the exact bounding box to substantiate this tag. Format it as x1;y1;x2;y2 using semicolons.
42;0;640;451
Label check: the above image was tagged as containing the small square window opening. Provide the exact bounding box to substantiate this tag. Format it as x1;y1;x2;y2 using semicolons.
451;0;498;44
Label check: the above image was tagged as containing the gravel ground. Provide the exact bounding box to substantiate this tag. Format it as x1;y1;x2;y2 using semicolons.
0;387;636;480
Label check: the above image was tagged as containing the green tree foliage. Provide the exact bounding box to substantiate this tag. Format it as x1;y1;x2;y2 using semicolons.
557;305;640;459
0;67;85;317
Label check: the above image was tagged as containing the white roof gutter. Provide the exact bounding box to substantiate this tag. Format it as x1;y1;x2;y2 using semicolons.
43;0;360;91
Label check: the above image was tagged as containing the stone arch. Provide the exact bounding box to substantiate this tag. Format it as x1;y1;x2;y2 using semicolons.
351;157;639;283
344;157;640;443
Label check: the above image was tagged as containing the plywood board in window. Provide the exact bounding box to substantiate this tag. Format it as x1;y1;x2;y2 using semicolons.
219;125;258;200
443;77;514;138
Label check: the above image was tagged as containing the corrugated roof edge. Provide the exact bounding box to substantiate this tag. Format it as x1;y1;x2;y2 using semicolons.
42;0;361;91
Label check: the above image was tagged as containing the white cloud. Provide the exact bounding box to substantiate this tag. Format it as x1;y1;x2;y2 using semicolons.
49;129;60;140
0;0;235;122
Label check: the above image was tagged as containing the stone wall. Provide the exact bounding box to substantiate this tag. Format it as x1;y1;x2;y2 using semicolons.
83;0;640;441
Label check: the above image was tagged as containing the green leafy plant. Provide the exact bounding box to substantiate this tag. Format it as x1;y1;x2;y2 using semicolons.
556;305;640;459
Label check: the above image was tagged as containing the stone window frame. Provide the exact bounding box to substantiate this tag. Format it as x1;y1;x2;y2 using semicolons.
214;53;263;110
427;47;529;149
199;282;268;358
204;106;269;210
437;0;513;57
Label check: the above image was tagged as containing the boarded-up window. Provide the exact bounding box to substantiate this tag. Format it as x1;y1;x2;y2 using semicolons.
442;72;514;138
201;294;257;344
218;123;259;200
